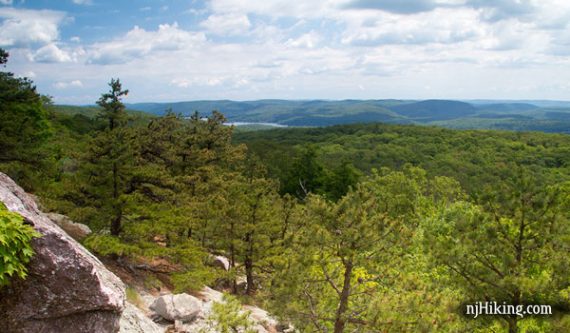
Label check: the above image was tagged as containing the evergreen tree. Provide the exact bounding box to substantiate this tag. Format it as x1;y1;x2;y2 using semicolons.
282;145;327;199
272;169;422;332
213;154;283;295
83;79;133;235
0;48;52;188
424;170;570;333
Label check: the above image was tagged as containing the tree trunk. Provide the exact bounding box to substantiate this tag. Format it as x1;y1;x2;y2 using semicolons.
110;209;122;236
230;220;237;294
507;317;518;333
244;194;261;296
334;260;353;333
244;231;255;295
111;161;121;236
201;219;208;247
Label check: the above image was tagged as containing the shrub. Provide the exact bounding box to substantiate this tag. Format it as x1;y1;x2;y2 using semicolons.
0;202;40;287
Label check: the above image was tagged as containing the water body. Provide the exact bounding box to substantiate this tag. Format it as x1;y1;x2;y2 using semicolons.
225;122;288;128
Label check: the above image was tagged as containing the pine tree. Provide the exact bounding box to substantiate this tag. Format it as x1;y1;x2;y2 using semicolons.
83;79;133;235
0;48;51;188
423;169;570;333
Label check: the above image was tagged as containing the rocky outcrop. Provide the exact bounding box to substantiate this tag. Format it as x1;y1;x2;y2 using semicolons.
150;293;203;322
199;286;224;303
244;305;279;333
44;212;92;241
120;302;163;333
212;255;230;271
145;288;286;333
0;172;125;333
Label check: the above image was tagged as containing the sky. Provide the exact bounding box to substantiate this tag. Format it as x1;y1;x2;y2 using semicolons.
1;0;570;104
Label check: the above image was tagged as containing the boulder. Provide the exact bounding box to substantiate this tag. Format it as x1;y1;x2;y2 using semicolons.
236;275;248;292
120;302;164;333
150;293;203;322
212;255;230;271
44;212;92;241
199;286;225;303
0;172;125;333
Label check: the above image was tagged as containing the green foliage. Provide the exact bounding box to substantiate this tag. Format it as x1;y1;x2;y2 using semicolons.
83;235;141;257
143;275;163;290
200;294;257;333
270;168;451;332
423;172;570;332
235;123;570;196
96;78;129;130
9;66;568;332
273;144;361;200
0;48;52;190
0;203;40;287
282;145;327;198
125;286;145;309
171;269;217;293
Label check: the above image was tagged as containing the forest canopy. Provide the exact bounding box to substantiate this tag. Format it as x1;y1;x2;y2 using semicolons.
1;47;569;332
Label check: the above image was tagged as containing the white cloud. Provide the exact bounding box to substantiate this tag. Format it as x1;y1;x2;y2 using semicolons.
207;0;341;18
200;13;251;35
0;8;66;47
31;43;85;63
170;78;190;88
285;31;321;48
54;80;83;89
5;0;570;102
87;23;206;64
341;8;485;46
0;0;13;5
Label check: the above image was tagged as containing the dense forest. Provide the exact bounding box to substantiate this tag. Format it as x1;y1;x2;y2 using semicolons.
1;48;570;333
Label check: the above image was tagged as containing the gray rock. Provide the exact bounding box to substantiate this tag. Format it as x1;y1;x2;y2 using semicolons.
44;212;92;241
120;302;164;333
243;305;279;333
150;293;203;322
0;172;125;333
199;286;225;303
28;193;44;211
212;255;230;271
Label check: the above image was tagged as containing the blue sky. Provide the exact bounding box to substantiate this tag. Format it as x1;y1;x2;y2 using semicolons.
1;0;570;104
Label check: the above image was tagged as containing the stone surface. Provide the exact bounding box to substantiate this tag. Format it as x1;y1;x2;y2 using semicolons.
150;293;202;322
212;255;230;271
243;305;279;333
44;212;92;241
199;286;225;303
0;172;126;333
120;302;164;333
145;288;288;333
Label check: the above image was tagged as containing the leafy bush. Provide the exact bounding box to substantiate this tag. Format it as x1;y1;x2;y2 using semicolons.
200;294;257;333
0;202;40;287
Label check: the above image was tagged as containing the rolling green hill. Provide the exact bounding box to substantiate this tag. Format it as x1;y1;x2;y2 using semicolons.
125;99;570;133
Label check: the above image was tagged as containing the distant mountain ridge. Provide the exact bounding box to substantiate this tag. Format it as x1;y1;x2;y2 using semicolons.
52;99;568;133
122;99;570;133
390;100;477;121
